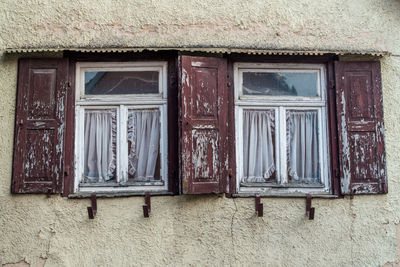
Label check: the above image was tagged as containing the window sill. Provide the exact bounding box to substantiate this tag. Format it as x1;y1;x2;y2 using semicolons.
240;182;325;188
68;191;174;199
79;181;165;187
232;192;339;198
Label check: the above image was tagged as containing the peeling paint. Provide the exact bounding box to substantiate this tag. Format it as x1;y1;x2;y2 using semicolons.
0;1;399;266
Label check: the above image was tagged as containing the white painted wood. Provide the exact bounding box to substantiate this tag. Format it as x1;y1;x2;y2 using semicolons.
74;62;168;193
234;62;331;195
116;107;121;183
234;62;326;102
279;106;287;184
235;106;243;192
161;104;168;185
236;100;326;107
76;62;168;101
274;108;281;184
119;105;128;183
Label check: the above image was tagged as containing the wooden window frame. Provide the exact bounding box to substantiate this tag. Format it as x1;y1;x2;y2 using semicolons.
63;52;180;197
226;54;341;197
74;61;169;193
14;53;386;198
58;52;342;197
234;62;331;195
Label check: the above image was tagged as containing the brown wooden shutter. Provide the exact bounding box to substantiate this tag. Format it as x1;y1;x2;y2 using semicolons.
12;58;69;193
180;56;228;194
335;61;387;194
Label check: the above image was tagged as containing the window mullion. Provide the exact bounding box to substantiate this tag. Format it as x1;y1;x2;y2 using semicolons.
76;106;85;191
119;105;128;183
279;106;288;184
318;107;325;187
236;106;243;191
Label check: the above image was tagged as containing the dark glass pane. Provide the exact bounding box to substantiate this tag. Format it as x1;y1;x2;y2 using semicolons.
85;71;159;95
242;72;318;97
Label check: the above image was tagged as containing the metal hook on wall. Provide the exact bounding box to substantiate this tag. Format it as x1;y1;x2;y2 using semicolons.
255;195;263;217
306;194;315;220
143;192;151;218
87;193;97;219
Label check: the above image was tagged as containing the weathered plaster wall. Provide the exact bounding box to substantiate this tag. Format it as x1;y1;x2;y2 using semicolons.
0;0;399;54
0;0;400;266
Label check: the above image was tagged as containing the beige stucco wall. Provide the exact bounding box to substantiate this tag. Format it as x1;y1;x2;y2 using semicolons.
0;0;400;266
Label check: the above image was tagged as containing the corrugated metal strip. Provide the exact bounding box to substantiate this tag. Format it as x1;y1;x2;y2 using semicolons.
3;47;391;56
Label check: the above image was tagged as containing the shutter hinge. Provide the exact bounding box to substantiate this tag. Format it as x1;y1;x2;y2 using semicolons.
227;82;232;88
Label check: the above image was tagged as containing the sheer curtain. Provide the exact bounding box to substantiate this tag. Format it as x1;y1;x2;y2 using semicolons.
83;110;117;183
242;110;276;183
287;110;319;183
127;109;160;182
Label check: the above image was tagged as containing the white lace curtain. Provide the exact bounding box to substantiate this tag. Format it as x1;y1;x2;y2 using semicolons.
287;111;319;183
127;109;160;182
83;110;117;183
242;110;276;182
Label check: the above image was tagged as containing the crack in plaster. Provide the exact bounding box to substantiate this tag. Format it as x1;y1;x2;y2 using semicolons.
230;197;238;261
349;197;356;267
2;257;46;267
383;223;400;267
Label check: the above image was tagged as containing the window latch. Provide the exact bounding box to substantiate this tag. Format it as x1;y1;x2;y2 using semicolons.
306;194;315;220
87;193;97;219
143;192;151;218
255;195;263;217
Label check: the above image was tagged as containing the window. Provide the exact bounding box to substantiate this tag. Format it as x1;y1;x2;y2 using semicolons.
11;55;387;197
234;63;330;194
74;62;168;193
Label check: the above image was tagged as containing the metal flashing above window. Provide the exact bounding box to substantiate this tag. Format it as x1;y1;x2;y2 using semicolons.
4;47;391;57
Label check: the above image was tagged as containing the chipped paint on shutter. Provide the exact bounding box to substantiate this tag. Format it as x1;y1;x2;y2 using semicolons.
335;61;387;194
180;56;228;194
12;58;69;193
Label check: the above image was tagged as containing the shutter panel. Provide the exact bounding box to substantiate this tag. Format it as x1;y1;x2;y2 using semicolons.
180;56;228;194
335;61;387;194
12;58;69;193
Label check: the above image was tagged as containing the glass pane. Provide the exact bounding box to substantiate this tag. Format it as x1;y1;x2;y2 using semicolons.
83;109;117;183
127;109;161;182
85;71;159;95
286;110;320;184
242;72;318;97
242;110;276;183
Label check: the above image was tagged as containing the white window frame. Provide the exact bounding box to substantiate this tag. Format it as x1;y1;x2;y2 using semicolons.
74;62;168;193
234;63;331;195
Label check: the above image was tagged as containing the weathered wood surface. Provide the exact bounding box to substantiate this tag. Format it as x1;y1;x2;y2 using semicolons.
180;56;228;194
335;61;387;194
12;58;69;193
